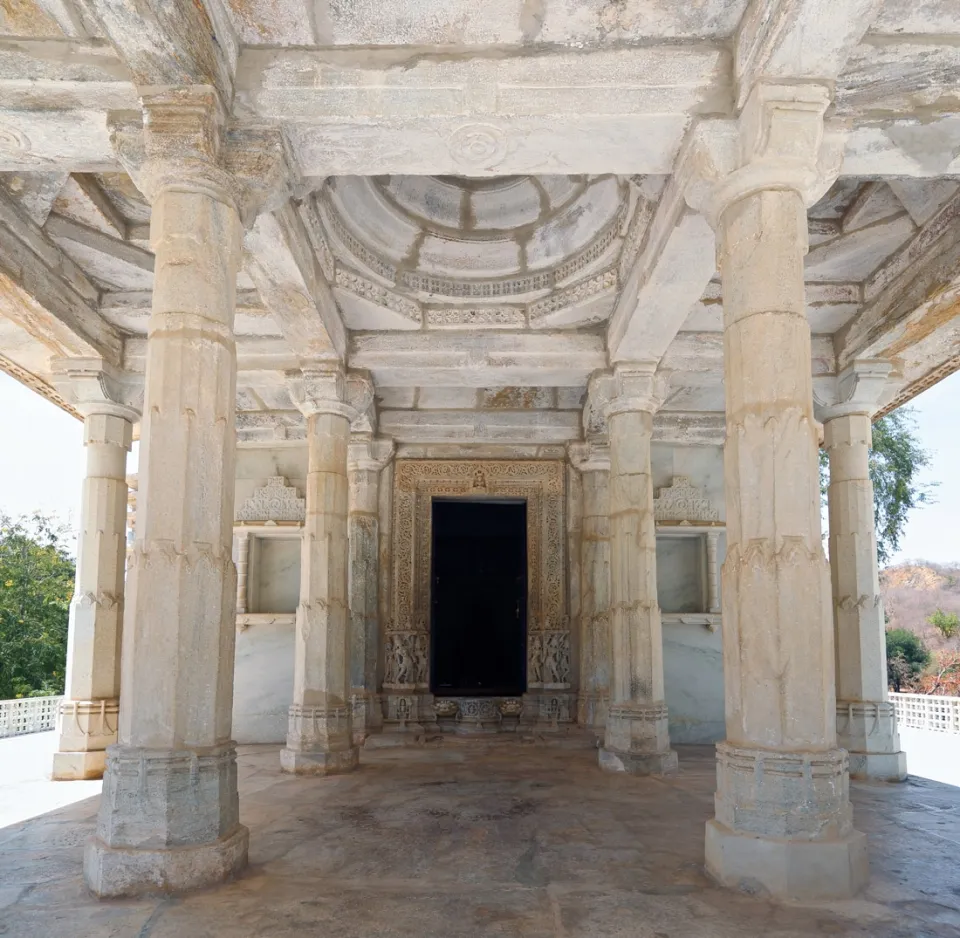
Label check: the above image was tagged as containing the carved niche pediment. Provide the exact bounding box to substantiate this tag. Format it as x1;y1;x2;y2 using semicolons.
235;476;305;523
653;476;720;524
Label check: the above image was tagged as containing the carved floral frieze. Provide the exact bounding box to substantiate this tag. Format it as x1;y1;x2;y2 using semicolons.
235;476;305;523
653;476;720;524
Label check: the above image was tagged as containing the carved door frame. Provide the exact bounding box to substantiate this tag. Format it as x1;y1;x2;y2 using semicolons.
383;459;571;724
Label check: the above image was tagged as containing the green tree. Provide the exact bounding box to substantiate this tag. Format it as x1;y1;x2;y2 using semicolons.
885;627;930;691
821;407;934;564
0;514;75;699
928;608;960;640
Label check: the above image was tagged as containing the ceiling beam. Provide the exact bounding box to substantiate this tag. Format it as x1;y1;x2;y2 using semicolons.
0;188;121;365
607;156;716;364
75;0;237;102
243;202;346;364
836;187;960;370
735;0;884;108
349;333;608;387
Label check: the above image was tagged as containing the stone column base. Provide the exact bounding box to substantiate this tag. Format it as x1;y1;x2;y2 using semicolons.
85;825;249;898
705;819;868;899
282;703;360;776
599;747;678;775
280;745;359;776
89;743;246;896
350;692;384;744
848;749;907;782
837;701;907;781
600;702;676;775
52;749;106;781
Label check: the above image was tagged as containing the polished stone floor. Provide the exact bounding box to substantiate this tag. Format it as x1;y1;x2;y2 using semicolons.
2;738;959;937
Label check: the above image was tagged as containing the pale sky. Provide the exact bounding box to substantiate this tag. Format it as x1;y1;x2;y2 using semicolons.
0;367;956;564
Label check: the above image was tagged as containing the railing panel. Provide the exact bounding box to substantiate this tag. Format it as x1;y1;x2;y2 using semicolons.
891;692;960;734
0;696;63;738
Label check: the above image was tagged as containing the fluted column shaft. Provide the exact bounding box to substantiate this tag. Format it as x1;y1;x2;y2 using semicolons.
704;184;866;897
281;369;359;775
84;92;248;898
53;409;133;780
348;440;393;742
600;367;677;775
826;412;906;780
572;448;610;733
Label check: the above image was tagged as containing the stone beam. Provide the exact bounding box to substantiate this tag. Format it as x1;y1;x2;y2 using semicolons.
236;45;730;176
349;333;608;387
735;0;884;108
75;0;237;102
0;188;121;364
243;203;346;364
46;214;154;273
607;147;716;364
653;412;726;446
836;187;960;370
378;410;581;445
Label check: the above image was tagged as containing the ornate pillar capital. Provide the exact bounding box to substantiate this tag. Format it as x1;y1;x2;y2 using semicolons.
815;360;894;423
287;365;357;421
345;370;377;436
568;441;610;473
605;362;668;419
50;358;142;424
681;82;846;230
347;439;395;474
583;370;615;441
111;87;293;224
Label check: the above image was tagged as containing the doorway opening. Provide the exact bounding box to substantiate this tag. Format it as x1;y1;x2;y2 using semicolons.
430;499;527;696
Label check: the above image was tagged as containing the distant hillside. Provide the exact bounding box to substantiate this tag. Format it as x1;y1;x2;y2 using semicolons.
881;562;960;652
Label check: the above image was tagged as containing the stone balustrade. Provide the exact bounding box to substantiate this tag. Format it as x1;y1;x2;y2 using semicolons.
0;696;63;738
891;693;960;734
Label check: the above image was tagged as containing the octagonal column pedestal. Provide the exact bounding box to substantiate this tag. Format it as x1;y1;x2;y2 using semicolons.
825;411;906;781
84;133;248;894
52;401;135;781
348;439;394;743
599;367;677;776
569;443;611;736
280;369;359;776
704;184;868;899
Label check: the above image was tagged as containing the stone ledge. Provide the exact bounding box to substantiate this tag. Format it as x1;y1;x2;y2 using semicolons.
84;825;249;898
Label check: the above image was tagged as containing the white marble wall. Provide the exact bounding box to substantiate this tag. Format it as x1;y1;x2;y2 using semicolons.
664;622;725;744
256;539;300;613
232;619;295;743
235;445;308;510
656;537;704;614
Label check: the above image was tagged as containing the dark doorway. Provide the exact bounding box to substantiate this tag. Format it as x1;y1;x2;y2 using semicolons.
431;499;527;696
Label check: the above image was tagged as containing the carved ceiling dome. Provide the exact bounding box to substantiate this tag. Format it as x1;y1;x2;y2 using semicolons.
318;174;630;331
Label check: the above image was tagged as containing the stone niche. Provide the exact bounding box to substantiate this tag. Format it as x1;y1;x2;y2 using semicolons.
651;461;726;745
231;471;305;744
385;459;572;728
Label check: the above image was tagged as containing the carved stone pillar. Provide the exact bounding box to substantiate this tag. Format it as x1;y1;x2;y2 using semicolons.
820;362;906;781
235;531;250;615
50;361;139;781
705;532;721;615
686;83;867;899
281;365;359;775
569;442;611;735
85;90;248;897
348;437;394;742
600;363;677;775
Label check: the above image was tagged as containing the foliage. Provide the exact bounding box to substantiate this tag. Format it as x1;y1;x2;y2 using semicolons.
885;627;930;691
820;407;935;565
927;608;960;640
0;514;75;699
918;650;960;696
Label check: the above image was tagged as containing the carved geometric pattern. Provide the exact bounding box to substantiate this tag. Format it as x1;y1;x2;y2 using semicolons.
389;460;568;692
653;476;720;523
235;476;305;522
